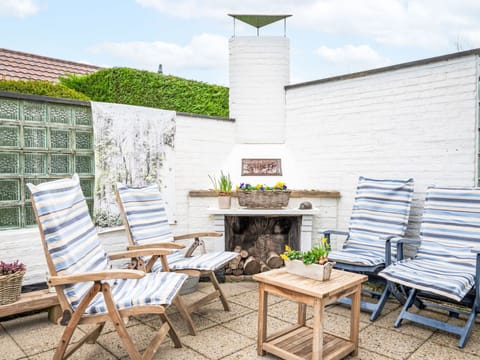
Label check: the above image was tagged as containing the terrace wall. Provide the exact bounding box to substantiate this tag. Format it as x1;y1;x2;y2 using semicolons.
285;54;479;247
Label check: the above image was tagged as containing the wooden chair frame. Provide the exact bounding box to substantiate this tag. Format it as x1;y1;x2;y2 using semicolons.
31;195;184;360
116;191;230;336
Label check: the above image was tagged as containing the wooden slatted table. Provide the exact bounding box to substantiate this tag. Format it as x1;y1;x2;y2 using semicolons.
253;268;367;360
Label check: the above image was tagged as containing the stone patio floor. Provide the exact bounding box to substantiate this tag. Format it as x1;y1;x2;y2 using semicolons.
2;280;480;359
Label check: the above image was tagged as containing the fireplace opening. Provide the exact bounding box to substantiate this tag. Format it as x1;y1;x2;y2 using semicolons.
224;216;301;275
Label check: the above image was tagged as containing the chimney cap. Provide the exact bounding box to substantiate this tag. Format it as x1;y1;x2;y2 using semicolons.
228;14;291;29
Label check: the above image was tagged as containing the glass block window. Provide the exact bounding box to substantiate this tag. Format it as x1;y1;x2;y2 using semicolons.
0;96;94;229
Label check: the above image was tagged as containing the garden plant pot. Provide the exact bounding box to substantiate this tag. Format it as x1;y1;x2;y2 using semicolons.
285;260;335;281
237;190;291;208
218;195;231;209
0;271;25;305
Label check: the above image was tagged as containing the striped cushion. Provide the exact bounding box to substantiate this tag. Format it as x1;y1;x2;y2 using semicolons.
343;176;414;262
28;174;110;310
380;186;480;301
29;175;187;315
85;271;187;315
380;259;474;302
117;183;174;244
328;249;385;267
152;251;238;272
117;183;237;272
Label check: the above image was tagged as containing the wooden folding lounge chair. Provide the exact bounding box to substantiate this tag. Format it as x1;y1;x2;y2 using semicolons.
28;174;188;360
116;183;238;335
380;186;480;348
322;176;414;320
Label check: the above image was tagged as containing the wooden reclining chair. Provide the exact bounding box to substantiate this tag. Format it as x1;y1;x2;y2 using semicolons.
323;176;414;320
380;186;480;348
116;183;238;335
28;174;188;360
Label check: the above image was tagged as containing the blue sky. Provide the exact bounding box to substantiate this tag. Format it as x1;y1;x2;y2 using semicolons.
1;0;480;86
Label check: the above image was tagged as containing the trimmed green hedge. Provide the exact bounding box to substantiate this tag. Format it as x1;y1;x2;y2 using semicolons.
0;79;90;100
60;67;229;117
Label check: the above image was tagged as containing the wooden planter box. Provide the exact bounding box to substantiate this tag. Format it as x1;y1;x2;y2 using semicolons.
237;190;291;208
285;260;335;281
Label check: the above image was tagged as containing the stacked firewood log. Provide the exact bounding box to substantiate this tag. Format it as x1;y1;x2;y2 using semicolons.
225;234;285;276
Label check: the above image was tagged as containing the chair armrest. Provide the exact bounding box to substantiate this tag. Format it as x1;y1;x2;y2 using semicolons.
471;248;480;254
49;269;145;286
173;232;222;241
320;230;349;236
109;248;174;260
389;237;421;262
396;237;421;246
127;243;185;251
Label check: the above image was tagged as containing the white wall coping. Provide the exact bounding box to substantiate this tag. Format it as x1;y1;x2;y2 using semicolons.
206;207;320;216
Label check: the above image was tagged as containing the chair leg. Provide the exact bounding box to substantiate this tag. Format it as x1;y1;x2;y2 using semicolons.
395;288;417;328
102;284;142;360
54;283;102;360
370;284;391;321
173;295;197;336
209;271;230;312
459;304;478;348
159;313;182;348
86;322;106;344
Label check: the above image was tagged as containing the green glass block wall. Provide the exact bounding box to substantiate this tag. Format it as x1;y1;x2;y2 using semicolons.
0;95;94;229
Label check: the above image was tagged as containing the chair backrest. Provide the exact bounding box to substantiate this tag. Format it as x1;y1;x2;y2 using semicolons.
416;186;480;269
28;174;110;310
346;176;414;254
116;183;174;246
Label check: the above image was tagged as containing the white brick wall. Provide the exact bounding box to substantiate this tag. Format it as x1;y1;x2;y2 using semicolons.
229;36;289;143
285;54;479;246
174;113;236;236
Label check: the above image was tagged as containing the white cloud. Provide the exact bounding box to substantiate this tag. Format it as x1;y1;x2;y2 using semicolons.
135;0;480;51
0;0;39;18
89;33;228;75
316;44;391;71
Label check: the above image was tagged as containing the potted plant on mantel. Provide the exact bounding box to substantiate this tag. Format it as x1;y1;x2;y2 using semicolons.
281;238;335;281
209;171;233;209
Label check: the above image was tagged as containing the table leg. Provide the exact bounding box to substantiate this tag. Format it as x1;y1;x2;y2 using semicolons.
312;298;324;360
350;284;361;356
297;303;306;326
257;283;268;356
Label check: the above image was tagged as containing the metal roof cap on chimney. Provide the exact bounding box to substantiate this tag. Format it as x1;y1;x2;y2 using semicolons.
228;14;292;36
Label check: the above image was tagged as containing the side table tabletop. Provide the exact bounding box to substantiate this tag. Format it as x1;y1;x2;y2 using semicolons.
253;268;367;360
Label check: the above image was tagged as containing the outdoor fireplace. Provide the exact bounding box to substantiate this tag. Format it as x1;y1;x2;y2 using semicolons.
207;208;318;276
224;216;300;275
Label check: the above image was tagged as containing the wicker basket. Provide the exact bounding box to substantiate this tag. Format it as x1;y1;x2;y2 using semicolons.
0;271;25;305
237;190;291;208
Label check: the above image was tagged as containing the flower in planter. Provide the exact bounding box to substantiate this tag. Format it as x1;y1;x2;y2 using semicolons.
281;237;331;265
0;260;26;275
237;181;288;191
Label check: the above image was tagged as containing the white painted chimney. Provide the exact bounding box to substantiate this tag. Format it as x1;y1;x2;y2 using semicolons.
229;35;290;144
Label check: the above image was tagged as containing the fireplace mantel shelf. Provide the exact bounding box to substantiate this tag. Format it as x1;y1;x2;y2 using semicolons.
207;207;320;216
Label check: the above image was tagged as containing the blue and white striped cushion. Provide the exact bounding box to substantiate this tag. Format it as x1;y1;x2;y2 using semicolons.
85;271;187;315
380;186;480;301
28;174;110;310
152;251;238;272
328;249;385;267
335;176;414;265
379;259;474;302
117;183;237;272
117;183;174;244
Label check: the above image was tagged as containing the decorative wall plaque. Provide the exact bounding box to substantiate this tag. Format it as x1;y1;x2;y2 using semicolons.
241;158;282;176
